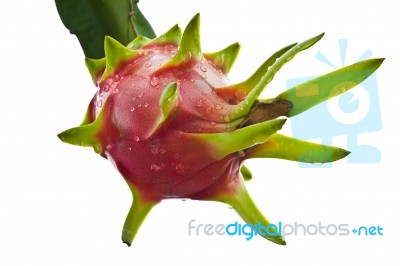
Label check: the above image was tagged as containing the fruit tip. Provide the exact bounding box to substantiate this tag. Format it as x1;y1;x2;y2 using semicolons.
122;240;132;247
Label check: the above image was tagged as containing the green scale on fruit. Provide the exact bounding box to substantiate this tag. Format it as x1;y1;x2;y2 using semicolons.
58;14;383;246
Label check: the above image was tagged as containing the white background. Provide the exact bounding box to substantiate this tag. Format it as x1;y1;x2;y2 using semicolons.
1;0;399;265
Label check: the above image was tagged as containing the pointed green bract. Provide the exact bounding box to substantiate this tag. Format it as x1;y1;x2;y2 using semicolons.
214;180;286;245
102;36;138;80
204;42;240;74
240;164;252;181
127;35;152;49
157;14;201;71
85;57;106;83
122;183;158;246
156;82;179;130
246;134;350;163
194;119;286;160
57;118;103;154
278;58;385;117
229;33;324;121
144;24;182;47
220;42;296;94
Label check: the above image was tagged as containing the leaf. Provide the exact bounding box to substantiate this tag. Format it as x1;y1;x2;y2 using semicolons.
55;0;156;59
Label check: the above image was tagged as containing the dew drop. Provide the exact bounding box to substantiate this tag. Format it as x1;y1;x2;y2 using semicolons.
104;85;110;92
200;64;207;72
197;100;203;107
160;163;166;169
190;79;195;83
138;103;142;107
138;92;143;98
96;100;103;108
151;164;160;171
150;76;159;86
145;62;152;68
159;149;166;154
144;103;149;108
130;107;135;112
175;164;185;174
215;104;222;110
210;121;216;127
133;136;140;142
235;90;246;100
205;107;212;114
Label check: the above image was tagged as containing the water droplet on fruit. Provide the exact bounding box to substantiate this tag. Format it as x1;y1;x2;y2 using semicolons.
138;103;142;107
151;164;160;171
160;163;166;169
150;76;159;86
133;136;140;142
197;100;203;107
175;164;185;174
190;79;195;83
200;64;207;72
96;100;103;108
151;147;158;155
210;121;216;126
138;92;143;98
130;107;135;112
161;80;167;86
159;149;166;154
214;104;222;110
128;147;132;151
104;85;110;92
235;90;246;100
145;62;152;68
144;103;149;108
205;107;212;114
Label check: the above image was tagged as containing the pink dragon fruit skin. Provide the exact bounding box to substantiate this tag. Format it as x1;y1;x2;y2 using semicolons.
58;14;383;246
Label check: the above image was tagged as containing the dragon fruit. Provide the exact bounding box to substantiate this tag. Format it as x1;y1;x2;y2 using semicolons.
58;13;383;246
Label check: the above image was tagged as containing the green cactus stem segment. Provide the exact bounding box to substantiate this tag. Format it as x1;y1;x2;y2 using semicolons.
214;179;286;245
246;133;350;163
229;33;324;121
240;164;252;181
204;42;240;74
128;0;156;40
278;58;385;117
85;57;106;83
194;119;286;160
102;36;139;81
218;42;296;96
122;183;158;246
156;14;201;72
